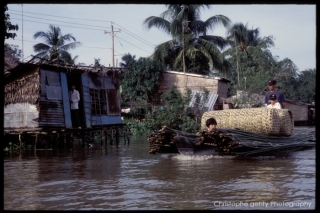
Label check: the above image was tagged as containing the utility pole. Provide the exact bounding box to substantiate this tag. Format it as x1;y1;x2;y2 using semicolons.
182;19;190;74
182;20;186;74
104;22;121;67
234;31;240;86
182;20;190;88
21;4;24;62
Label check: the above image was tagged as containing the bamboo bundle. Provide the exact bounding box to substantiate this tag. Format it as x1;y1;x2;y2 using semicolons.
148;127;178;154
277;109;294;136
201;108;293;136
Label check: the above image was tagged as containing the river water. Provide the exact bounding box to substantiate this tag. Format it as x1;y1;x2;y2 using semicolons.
3;127;316;210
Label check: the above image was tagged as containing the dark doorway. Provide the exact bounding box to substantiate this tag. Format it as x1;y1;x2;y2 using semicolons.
68;73;84;128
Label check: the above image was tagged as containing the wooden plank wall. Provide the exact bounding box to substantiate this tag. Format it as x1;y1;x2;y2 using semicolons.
285;102;309;121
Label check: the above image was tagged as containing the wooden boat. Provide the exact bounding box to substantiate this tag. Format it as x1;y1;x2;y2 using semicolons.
148;126;315;156
174;136;219;155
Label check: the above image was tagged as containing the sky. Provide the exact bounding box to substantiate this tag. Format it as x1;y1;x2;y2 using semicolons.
5;4;316;72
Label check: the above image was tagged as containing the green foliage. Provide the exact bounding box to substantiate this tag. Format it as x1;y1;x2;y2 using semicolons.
223;23;278;97
123;118;154;135
120;57;165;103
3;141;33;153
277;68;315;103
4;44;21;58
120;53;136;68
144;4;231;74
295;69;316;103
145;85;200;133
4;4;19;41
94;58;102;67
4;43;21;71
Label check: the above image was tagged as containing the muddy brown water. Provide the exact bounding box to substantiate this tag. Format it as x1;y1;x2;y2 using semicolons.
3;127;316;210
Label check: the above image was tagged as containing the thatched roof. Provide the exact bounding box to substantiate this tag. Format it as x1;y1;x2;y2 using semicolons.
5;62;127;84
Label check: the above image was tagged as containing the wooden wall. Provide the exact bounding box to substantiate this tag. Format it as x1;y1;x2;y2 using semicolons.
284;102;309;122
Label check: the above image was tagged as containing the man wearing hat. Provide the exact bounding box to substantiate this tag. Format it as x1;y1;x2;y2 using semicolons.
267;94;282;109
265;79;285;108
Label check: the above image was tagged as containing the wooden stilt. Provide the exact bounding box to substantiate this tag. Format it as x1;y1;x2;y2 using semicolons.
100;129;104;146
34;134;38;151
110;129;114;145
116;128;119;144
19;134;22;150
126;126;130;144
55;132;60;149
104;130;108;146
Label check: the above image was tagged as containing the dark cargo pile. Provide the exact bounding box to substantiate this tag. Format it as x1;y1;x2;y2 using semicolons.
148;126;315;156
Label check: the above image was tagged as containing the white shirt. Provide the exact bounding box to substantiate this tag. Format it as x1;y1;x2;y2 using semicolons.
69;89;80;109
267;102;282;109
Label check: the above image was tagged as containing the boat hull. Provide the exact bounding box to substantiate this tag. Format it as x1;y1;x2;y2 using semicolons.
174;136;219;155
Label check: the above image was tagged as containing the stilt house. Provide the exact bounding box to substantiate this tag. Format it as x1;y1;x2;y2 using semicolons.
4;62;125;132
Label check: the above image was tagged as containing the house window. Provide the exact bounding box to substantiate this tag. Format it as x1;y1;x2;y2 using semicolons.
90;89;107;115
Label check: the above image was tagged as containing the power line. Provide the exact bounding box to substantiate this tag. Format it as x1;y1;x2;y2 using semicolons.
9;38;112;50
9;12;114;31
9;16;156;55
9;8;158;48
115;36;153;55
7;6;167;65
114;23;155;47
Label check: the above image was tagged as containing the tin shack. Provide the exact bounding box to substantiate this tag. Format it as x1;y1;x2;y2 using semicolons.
159;71;231;110
4;62;128;148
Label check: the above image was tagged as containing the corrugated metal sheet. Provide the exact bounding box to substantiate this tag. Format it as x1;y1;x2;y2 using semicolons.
204;93;219;110
4;103;39;128
39;70;65;127
88;73;115;89
46;85;63;100
188;90;218;111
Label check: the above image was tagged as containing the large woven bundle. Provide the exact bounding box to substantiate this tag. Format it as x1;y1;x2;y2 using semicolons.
276;109;294;136
201;108;294;136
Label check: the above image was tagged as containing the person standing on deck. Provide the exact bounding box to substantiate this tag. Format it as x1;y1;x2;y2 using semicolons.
265;79;285;109
69;84;81;129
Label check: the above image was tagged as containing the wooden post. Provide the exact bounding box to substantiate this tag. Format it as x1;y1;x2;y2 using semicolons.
116;128;119;144
19;134;22;151
123;126;130;144
126;126;130;144
110;129;114;145
104;130;108;147
34;134;38;151
100;130;104;146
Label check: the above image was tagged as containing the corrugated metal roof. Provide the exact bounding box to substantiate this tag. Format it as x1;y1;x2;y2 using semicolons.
163;70;231;82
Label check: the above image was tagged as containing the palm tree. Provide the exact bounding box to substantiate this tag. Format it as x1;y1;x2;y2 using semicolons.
120;53;136;68
143;4;231;74
225;22;261;85
4;4;19;41
32;24;81;64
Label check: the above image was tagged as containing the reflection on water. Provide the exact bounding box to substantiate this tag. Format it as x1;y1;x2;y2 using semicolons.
3;127;315;210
